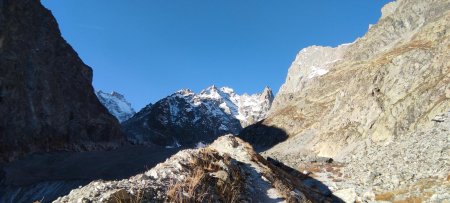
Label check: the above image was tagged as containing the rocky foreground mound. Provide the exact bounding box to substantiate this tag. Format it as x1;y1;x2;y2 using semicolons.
54;136;343;203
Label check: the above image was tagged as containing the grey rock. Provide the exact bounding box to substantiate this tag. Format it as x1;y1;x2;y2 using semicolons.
241;0;450;200
54;136;316;203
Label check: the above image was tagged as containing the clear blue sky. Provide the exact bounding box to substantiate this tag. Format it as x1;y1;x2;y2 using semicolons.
42;0;392;110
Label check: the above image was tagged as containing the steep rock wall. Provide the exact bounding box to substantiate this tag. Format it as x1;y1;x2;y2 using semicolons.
0;0;125;162
247;0;450;158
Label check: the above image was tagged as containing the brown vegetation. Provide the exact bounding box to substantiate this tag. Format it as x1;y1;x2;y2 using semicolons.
110;189;144;203
166;148;245;203
375;177;449;202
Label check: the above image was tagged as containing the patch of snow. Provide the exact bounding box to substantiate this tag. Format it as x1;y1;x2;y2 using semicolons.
308;66;329;79
191;85;273;126
96;90;136;122
145;85;273;133
195;141;207;148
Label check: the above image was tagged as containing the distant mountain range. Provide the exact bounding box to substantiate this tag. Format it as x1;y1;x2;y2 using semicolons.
121;85;273;147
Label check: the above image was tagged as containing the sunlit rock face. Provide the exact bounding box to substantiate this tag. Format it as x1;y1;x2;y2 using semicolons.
253;0;450;158
240;0;450;201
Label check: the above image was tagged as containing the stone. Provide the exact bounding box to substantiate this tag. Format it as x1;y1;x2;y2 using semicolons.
54;136;315;202
210;170;229;182
334;188;356;203
362;190;375;201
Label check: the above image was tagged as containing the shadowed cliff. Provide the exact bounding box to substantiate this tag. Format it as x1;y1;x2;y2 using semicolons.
0;0;125;162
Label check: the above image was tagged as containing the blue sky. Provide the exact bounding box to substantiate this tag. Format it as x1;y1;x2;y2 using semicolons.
42;0;392;110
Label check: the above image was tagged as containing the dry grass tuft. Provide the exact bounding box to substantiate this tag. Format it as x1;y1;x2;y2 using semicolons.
375;40;433;66
374;176;449;202
110;189;144;203
166;148;245;203
393;197;423;203
375;191;395;201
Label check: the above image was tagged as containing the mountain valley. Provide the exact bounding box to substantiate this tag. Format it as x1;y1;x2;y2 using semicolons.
0;0;449;202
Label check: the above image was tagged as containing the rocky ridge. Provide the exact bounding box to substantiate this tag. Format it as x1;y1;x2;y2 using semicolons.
265;0;450;157
96;90;136;122
241;0;450;201
122;86;273;147
55;135;343;203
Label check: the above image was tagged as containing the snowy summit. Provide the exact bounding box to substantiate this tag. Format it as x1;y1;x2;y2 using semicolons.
96;90;136;122
122;85;274;147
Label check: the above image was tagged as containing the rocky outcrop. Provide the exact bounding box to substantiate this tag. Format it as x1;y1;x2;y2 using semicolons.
0;0;124;162
264;110;450;202
96;90;136;122
241;0;450;201
245;0;450;158
55;135;342;203
122;86;273;147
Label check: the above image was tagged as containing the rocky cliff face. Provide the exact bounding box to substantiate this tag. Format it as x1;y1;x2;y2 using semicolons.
0;0;124;162
241;0;450;201
122;86;273;147
55;136;342;203
246;0;450;157
96;90;136;122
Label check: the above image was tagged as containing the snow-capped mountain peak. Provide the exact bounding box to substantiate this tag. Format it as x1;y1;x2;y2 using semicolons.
122;85;274;147
96;90;136;123
175;89;195;97
181;85;273;127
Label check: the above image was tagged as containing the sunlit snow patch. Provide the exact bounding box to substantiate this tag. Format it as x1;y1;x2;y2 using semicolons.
195;141;207;149
308;66;329;79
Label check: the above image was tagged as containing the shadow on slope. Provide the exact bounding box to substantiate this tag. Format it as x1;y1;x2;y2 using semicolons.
0;145;181;203
238;126;343;202
238;120;289;152
266;157;344;203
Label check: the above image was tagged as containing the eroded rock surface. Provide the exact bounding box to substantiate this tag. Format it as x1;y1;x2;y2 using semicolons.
241;0;450;201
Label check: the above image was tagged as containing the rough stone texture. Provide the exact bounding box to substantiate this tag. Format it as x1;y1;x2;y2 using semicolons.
247;0;450;159
267;111;450;202
0;0;125;162
54;136;330;203
333;188;356;203
241;0;450;201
